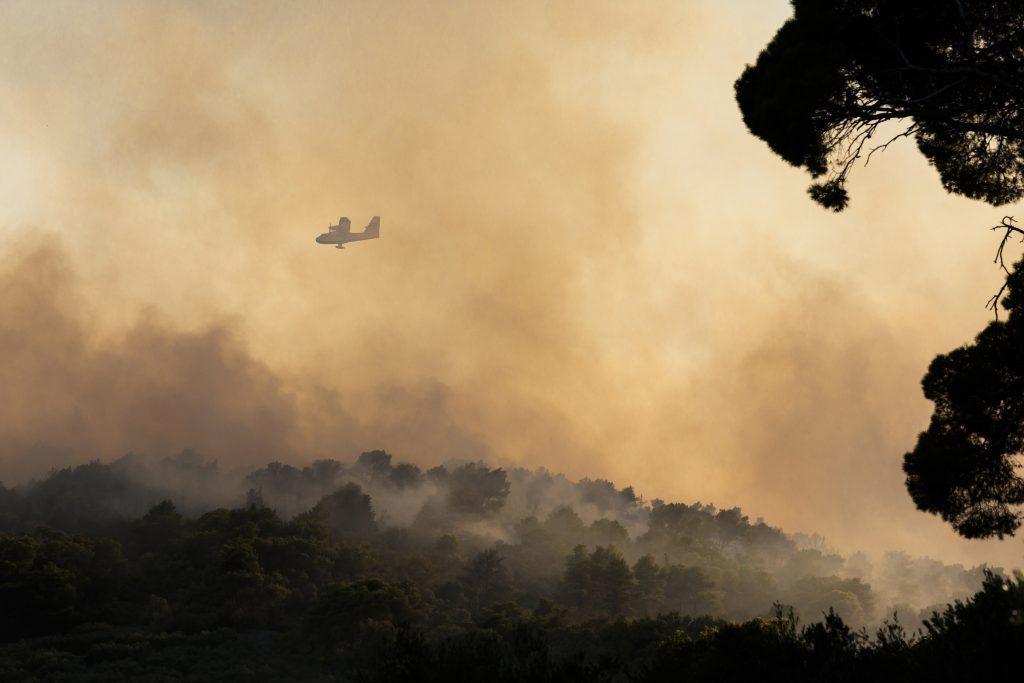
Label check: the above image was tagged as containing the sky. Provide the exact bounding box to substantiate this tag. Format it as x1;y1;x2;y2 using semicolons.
1;0;1021;568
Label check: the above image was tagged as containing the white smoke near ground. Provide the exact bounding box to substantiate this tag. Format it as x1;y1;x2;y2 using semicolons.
2;446;991;628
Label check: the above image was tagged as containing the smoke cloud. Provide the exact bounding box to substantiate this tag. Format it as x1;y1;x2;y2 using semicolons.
0;0;1020;569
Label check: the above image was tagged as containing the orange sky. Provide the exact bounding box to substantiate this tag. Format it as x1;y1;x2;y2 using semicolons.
1;0;1021;568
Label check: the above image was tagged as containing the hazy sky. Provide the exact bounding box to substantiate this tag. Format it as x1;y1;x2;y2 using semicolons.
1;0;1021;568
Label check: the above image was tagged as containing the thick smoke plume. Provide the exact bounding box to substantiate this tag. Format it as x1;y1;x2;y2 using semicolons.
0;0;1021;570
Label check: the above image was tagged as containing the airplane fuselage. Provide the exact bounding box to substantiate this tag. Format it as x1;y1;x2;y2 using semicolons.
315;231;378;246
315;216;380;249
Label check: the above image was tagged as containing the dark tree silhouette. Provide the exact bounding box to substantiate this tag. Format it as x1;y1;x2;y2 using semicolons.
633;554;665;616
903;259;1024;538
664;565;721;616
559;544;635;618
313;483;377;539
444;463;510;518
389;462;423;488
736;1;1024;211
459;548;513;608
130;500;183;556
306;579;424;647
738;1;1024;541
356;449;393;475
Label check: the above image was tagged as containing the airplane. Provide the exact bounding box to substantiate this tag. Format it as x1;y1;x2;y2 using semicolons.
315;215;380;249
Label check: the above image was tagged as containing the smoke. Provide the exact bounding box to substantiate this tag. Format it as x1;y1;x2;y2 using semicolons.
0;0;1021;570
1;449;991;628
0;239;502;482
0;0;646;474
0;241;294;479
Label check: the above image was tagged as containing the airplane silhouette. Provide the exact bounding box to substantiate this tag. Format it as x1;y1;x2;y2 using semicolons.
315;216;380;249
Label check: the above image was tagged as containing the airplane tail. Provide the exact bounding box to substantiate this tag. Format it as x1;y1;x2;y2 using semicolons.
364;215;380;238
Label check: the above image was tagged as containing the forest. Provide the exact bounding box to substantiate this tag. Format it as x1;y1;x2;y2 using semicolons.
5;0;1024;680
1;450;1021;680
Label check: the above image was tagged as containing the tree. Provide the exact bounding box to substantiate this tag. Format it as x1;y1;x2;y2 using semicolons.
738;1;1024;542
306;579;424;648
802;609;866;666
131;500;183;556
785;576;874;627
0;529;136;640
588;546;635;617
545;506;586;542
444;463;510;518
663;565;721;617
558;545;635;618
588;518;630;548
23;460;157;533
245;461;302;500
559;545;592;612
736;1;1024;210
356;449;393;478
633;554;665;617
903;259;1024;538
459;548;513;609
647;502;714;536
314;483;377;539
578;478;636;513
389;463;423;489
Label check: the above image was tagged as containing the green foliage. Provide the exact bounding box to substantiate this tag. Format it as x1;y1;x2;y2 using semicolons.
444;463;511;518
785;575;874;627
664;565;721;617
558;545;635;618
460;548;514;609
312;482;378;539
736;1;1024;210
0;529;136;641
306;578;425;648
0;454;1018;678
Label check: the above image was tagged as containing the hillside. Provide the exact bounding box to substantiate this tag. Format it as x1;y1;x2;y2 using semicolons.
3;450;1020;679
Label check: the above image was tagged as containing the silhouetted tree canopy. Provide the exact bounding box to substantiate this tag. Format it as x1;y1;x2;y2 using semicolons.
736;0;1024;210
356;449;394;476
459;548;513;608
443;463;510;518
904;259;1024;538
313;483;377;539
737;1;1024;545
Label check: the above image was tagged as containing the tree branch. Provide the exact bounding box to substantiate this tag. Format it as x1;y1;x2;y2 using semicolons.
987;216;1024;317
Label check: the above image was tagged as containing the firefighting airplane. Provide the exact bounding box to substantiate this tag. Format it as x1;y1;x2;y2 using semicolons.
315;216;380;250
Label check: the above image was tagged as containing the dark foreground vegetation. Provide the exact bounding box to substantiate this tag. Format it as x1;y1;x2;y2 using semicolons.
1;452;1021;681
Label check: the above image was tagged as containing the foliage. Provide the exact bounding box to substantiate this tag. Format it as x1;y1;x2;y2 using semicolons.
736;1;1024;210
738;1;1024;548
0;453;1015;678
903;259;1024;538
443;463;511;518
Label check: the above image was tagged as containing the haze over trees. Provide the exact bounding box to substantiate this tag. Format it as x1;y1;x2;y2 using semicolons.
1;450;1019;679
737;0;1024;540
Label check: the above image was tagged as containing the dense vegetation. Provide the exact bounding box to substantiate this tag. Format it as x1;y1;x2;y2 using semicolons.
736;0;1024;211
1;451;1020;680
